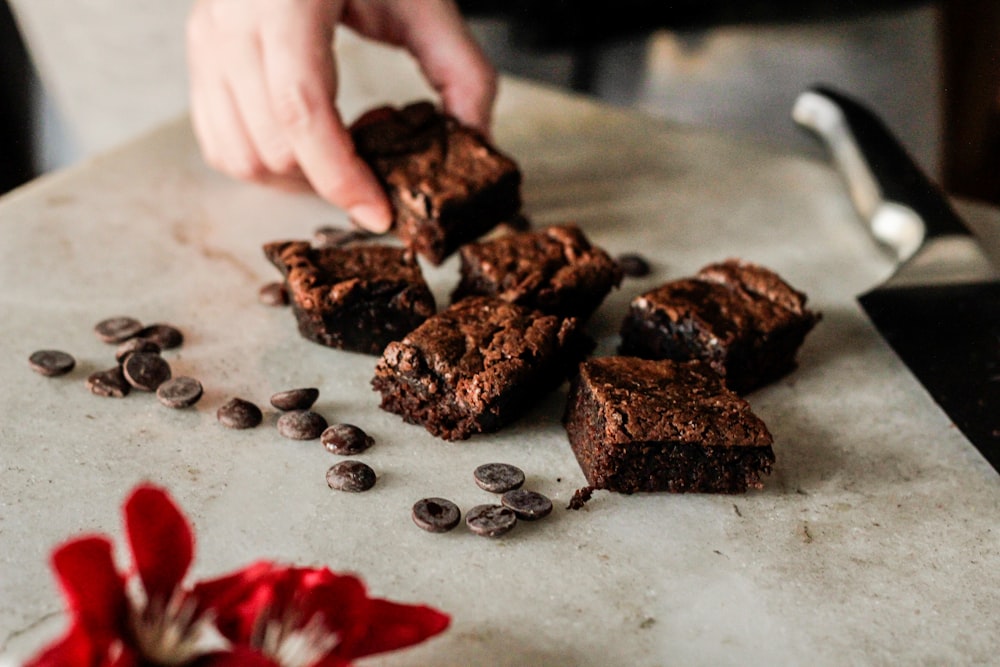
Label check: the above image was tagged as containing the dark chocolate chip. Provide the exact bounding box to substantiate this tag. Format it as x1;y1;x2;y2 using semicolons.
137;323;184;350
616;253;651;278
465;504;517;537
412;498;462;533
501;489;553;521
277;410;328;440
121;352;172;391
270;387;319;411
313;225;373;248
85;366;130;398
156;376;203;408
473;463;525;493
326;460;376;492
115;337;161;364
94;316;144;344
29;350;76;377
505;213;532;231
258;282;289;306
217;397;263;429
321;423;374;455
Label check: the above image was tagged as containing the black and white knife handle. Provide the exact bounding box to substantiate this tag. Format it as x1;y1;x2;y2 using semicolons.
792;86;967;262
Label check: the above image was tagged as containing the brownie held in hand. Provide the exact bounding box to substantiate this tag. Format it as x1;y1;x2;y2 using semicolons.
564;356;775;494
451;224;623;321
372;296;587;441
350;101;522;265
619;259;820;393
264;240;435;355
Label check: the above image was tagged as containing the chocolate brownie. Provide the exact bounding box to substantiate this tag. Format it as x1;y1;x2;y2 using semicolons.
564;356;775;494
350;101;522;265
451;224;623;321
264;240;435;355
619;259;820;393
372;296;587;441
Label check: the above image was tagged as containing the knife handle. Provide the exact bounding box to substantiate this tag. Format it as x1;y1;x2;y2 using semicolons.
792;86;967;262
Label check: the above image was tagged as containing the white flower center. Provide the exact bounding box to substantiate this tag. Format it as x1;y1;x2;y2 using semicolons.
257;609;339;667
128;586;229;665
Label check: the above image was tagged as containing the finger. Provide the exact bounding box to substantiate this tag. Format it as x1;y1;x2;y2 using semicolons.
200;78;270;181
186;3;268;181
222;29;299;176
259;8;392;232
394;0;497;134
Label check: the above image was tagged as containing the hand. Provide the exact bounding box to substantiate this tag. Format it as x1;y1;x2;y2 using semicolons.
186;0;497;232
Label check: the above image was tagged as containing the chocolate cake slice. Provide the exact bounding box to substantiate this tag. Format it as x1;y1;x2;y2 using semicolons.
564;356;775;494
264;240;435;355
350;101;522;265
619;259;820;393
451;224;623;321
373;296;588;441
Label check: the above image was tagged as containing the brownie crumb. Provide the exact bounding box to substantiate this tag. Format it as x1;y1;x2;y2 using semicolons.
567;486;595;510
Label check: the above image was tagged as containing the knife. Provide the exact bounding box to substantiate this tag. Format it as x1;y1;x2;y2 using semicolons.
792;85;1000;473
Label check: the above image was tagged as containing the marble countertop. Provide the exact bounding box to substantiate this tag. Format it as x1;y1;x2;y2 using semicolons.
1;66;999;665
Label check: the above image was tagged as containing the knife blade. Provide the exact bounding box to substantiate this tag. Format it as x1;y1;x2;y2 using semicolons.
792;85;1000;473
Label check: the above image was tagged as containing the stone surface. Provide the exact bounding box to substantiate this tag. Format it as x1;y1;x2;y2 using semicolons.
1;66;999;667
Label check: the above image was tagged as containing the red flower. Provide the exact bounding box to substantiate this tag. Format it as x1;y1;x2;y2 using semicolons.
27;484;220;666
193;564;449;667
26;484;449;667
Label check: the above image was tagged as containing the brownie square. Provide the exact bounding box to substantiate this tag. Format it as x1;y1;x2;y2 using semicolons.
372;296;587;441
264;240;436;355
564;356;775;494
619;259;820;393
451;224;623;321
350;101;522;265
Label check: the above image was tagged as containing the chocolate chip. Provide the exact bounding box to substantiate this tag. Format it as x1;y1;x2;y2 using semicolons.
412;498;462;533
258;282;289;306
94;317;143;344
616;253;651;278
121;352;171;391
326;460;376;492
137;323;183;350
321;423;374;455
156;376;203;408
270;387;319;411
28;350;76;377
465;504;517;538
277;410;328;440
85;366;130;398
506;213;532;231
114;337;161;364
501;489;553;521
217;397;262;429
313;225;373;248
473;463;525;493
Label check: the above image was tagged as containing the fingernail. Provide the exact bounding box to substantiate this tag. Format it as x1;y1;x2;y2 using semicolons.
348;203;392;233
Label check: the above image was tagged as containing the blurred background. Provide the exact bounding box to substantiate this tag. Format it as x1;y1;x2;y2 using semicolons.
1;0;997;203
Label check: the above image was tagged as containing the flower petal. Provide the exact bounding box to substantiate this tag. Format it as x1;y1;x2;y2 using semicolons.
335;598;450;660
124;484;193;600
23;624;97;667
192;561;281;642
50;536;128;637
